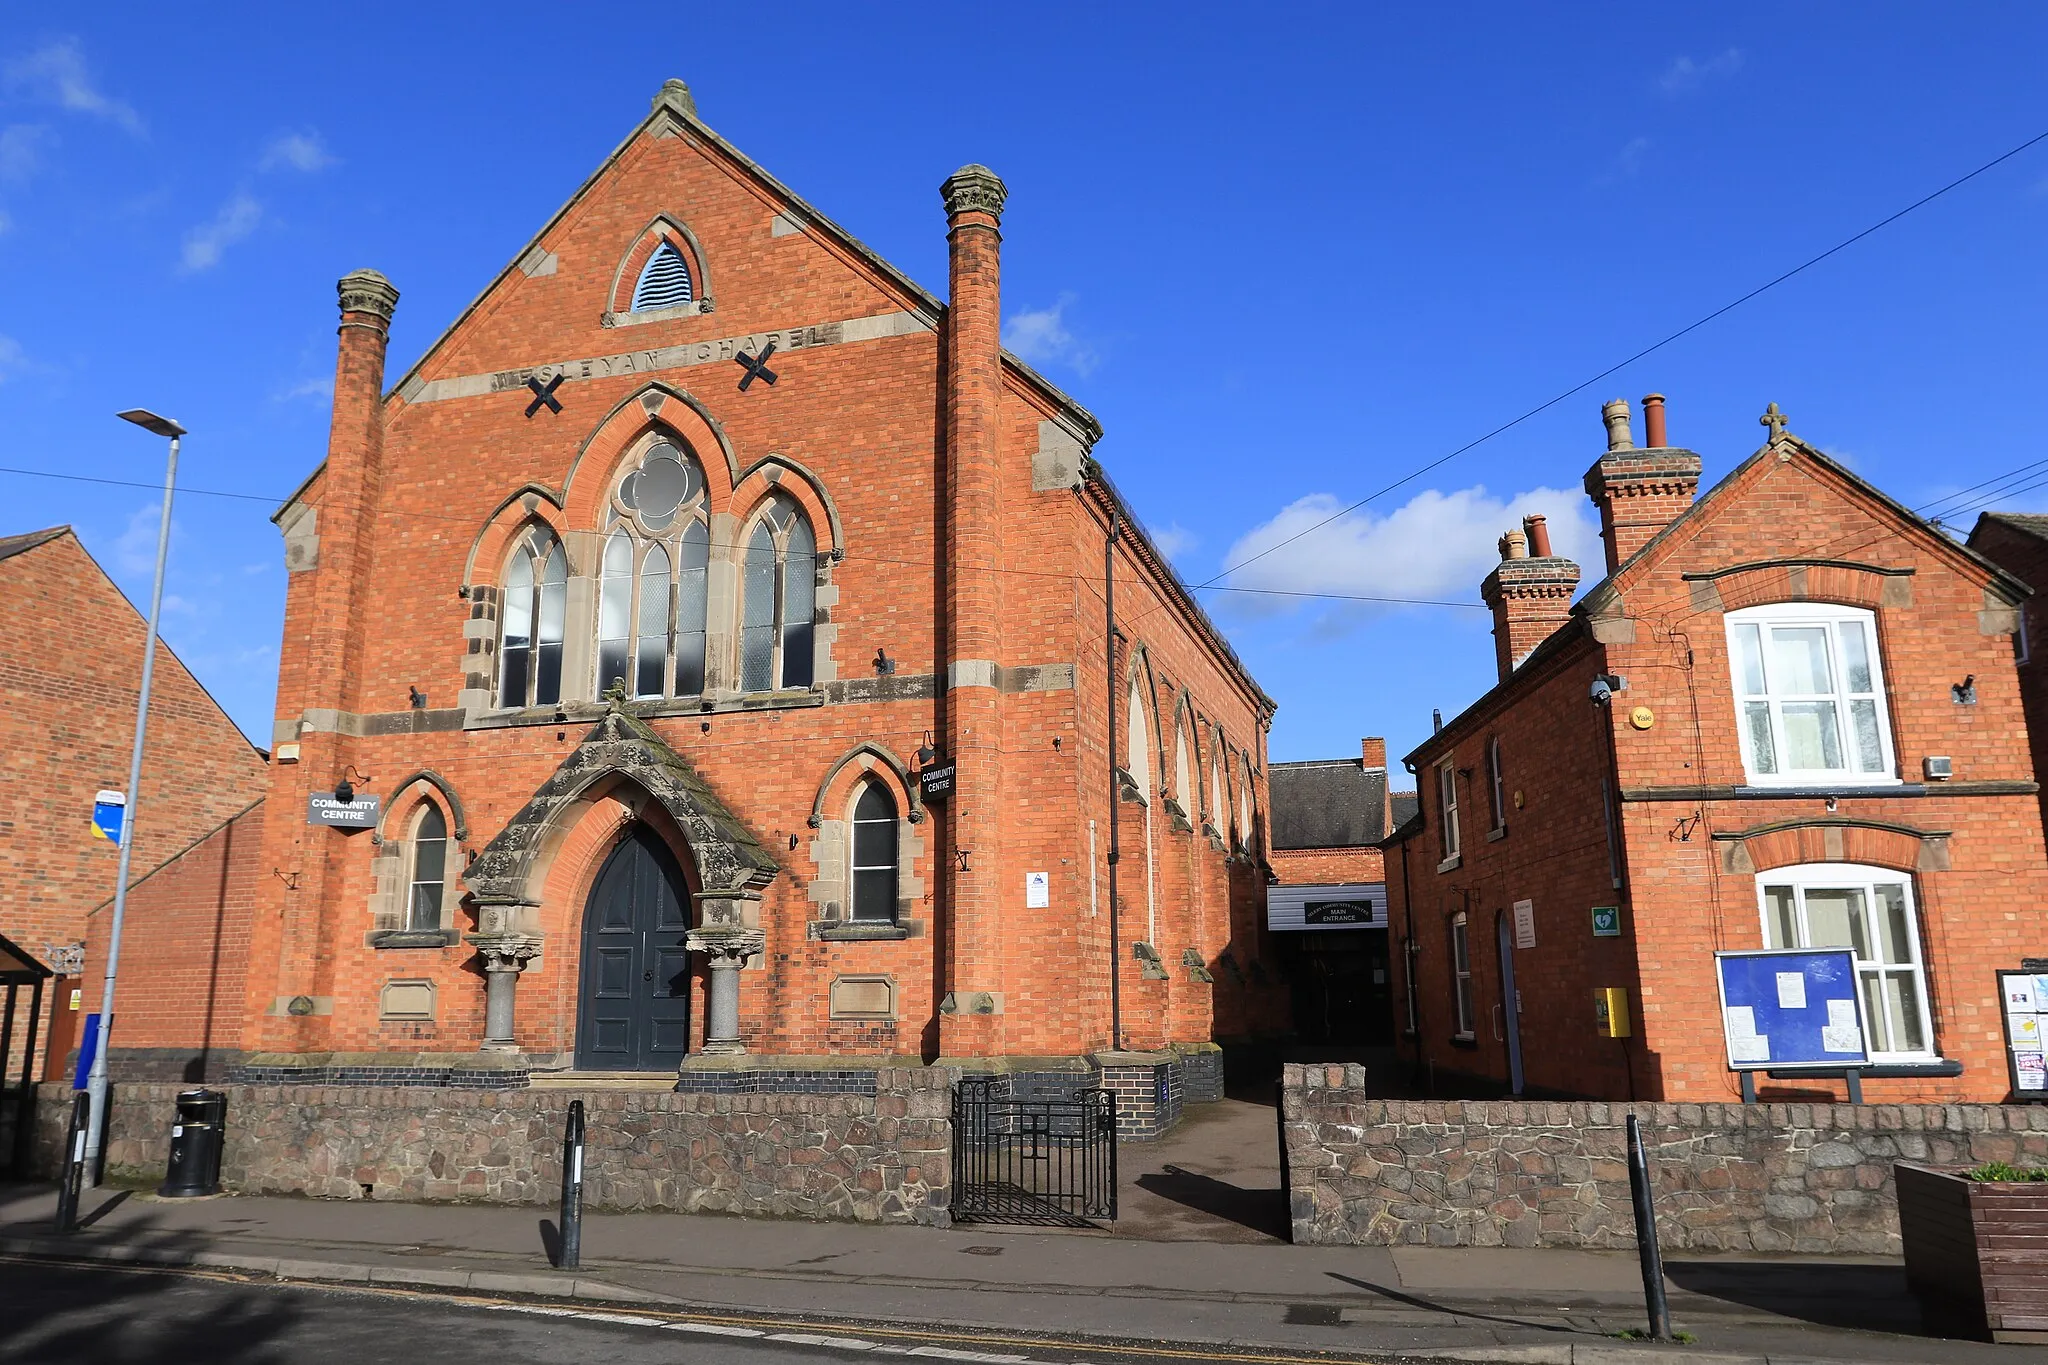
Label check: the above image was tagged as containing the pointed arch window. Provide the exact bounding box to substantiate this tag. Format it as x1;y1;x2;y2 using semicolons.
1210;734;1229;832
1125;678;1152;798
601;440;710;700
406;804;448;932
498;535;567;708
850;781;899;923
598;530;634;695
739;496;817;692
631;240;694;312
1173;718;1193;816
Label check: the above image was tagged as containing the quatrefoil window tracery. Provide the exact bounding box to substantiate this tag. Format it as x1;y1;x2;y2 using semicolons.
615;440;704;534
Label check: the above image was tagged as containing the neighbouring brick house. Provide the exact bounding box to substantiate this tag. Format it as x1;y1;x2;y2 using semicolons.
1267;738;1415;1042
97;79;1286;1127
0;526;268;1081
1965;513;2048;841
1385;395;2048;1104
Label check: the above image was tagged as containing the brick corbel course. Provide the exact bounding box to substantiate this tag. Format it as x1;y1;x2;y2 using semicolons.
1281;1064;2048;1252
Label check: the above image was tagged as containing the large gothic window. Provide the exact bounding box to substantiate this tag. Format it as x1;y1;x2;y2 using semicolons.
602;440;710;699
739;494;816;692
498;533;567;708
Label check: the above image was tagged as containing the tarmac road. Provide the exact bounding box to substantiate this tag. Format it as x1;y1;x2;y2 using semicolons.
0;1258;1394;1365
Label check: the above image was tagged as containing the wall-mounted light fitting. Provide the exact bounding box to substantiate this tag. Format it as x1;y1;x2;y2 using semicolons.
333;765;373;805
873;648;896;676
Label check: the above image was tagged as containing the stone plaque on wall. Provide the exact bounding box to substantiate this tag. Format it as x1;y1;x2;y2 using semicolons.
829;974;895;1021
380;979;436;1021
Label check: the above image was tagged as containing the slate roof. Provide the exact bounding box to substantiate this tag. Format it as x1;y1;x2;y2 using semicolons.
0;525;69;565
1270;758;1394;849
1975;512;2048;543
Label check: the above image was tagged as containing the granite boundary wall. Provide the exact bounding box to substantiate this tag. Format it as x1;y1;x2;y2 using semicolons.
1283;1063;2048;1253
34;1069;953;1224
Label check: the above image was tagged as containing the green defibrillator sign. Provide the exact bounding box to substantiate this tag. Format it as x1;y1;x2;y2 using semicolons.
1591;905;1622;938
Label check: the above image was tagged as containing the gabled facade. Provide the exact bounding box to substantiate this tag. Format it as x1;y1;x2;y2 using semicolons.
1387;397;2046;1104
111;80;1285;1105
0;526;268;1081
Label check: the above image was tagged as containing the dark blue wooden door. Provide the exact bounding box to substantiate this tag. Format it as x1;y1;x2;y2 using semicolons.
575;824;692;1070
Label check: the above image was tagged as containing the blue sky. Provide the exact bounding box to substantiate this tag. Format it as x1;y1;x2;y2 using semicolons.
3;7;2046;782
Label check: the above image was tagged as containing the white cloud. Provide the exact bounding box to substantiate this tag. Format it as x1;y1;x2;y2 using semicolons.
1217;484;1602;631
259;131;334;173
272;375;333;402
0;334;24;381
0;124;50;181
3;39;143;134
1003;293;1100;377
1148;522;1199;564
114;502;173;576
1602;136;1652;182
1659;48;1744;97
179;191;262;272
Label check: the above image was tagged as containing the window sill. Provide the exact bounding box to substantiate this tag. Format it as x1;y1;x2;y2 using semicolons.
1485;826;1507;843
366;929;461;949
1764;1059;1961;1080
1735;778;1911;795
601;298;716;328
1449;1033;1478;1050
1437;854;1462;873
815;922;910;942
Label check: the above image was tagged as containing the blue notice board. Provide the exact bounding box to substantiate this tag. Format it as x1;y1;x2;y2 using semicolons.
1714;949;1870;1071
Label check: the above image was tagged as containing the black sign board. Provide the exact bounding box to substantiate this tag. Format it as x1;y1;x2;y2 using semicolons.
307;792;380;829
1304;899;1374;926
918;760;958;804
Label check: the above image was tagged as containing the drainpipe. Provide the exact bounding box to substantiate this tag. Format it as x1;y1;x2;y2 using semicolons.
1105;510;1123;1052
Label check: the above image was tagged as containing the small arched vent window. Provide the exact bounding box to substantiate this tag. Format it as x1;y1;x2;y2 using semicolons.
631;241;694;312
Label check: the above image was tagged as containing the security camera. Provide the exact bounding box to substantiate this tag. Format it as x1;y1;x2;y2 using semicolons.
1589;677;1613;706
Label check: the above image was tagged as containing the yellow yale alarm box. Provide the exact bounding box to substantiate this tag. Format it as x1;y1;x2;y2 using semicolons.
1595;987;1632;1038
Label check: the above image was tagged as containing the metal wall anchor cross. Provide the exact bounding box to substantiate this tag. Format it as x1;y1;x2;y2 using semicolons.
525;374;564;417
734;340;779;391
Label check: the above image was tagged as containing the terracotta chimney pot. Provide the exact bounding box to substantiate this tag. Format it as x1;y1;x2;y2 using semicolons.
1641;393;1668;449
1523;514;1554;558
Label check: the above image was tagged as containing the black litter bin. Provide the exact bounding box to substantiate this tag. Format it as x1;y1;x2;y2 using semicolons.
158;1088;226;1197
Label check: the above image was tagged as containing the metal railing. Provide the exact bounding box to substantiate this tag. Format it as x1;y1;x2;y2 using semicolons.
951;1076;1116;1226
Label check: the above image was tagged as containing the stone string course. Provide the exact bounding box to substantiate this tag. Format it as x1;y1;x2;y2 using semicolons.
35;1068;952;1224
1283;1063;2048;1253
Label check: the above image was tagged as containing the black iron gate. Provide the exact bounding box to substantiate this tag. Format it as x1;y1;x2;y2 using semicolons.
951;1076;1117;1225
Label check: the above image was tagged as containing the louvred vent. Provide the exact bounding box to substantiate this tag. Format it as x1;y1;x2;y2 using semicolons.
631;241;694;311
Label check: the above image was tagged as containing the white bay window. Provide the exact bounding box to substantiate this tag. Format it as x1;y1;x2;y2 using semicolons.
1726;604;1896;785
1757;863;1935;1062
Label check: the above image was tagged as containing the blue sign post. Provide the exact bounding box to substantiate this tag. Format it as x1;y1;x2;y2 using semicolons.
1714;949;1871;1103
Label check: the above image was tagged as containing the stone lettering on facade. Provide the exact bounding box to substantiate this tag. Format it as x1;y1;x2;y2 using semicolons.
442;319;880;407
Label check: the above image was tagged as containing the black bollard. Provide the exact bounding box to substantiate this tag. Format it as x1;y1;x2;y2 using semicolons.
558;1099;585;1269
55;1091;90;1232
1626;1113;1672;1340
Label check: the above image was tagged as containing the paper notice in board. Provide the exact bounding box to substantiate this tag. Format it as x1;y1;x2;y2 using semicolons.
2012;1013;2043;1052
2018;1052;2047;1092
1726;1006;1769;1063
1822;998;1864;1053
1776;972;1808;1011
2007;976;2042;1014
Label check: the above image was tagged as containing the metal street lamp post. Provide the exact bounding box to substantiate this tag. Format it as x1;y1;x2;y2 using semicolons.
83;408;185;1185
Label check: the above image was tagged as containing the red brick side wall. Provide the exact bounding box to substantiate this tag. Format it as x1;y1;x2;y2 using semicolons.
1270;846;1385;886
1392;445;2048;1105
80;802;265;1076
1963;516;2048;838
0;532;267;1076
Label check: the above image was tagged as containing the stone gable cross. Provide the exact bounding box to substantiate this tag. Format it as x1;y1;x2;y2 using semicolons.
1760;402;1789;442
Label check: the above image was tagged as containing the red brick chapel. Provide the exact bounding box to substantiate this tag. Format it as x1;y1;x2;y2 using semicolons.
92;79;1286;1124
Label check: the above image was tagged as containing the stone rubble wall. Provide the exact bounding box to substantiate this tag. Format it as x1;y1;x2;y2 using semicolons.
33;1068;953;1224
1283;1063;2048;1253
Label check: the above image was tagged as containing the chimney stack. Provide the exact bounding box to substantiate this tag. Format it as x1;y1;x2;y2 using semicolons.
1481;513;1580;683
1584;393;1700;572
939;164;1009;1057
1362;737;1393;835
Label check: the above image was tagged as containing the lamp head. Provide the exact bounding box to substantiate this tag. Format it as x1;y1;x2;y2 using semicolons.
116;409;187;439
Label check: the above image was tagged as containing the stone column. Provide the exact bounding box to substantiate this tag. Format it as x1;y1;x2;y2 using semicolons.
686;926;764;1056
468;935;541;1052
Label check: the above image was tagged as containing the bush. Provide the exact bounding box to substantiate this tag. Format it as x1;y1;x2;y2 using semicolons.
1967;1161;2048;1183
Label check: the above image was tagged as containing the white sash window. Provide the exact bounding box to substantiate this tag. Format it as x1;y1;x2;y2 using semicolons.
1726;604;1896;785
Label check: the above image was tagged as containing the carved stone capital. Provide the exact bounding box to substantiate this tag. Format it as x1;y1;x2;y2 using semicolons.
337;269;399;326
940;164;1007;222
466;933;543;973
686;926;765;967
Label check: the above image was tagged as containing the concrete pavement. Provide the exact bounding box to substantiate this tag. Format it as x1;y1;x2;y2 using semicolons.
0;1181;2037;1365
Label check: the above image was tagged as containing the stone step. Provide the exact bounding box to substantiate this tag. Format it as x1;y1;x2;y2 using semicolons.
527;1071;678;1091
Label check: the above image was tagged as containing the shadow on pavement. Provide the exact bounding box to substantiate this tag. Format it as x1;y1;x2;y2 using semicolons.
1132;1164;1289;1240
1664;1259;1931;1337
1324;1270;1580;1334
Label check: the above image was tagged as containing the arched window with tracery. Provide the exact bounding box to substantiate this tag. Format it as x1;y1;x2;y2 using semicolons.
599;438;710;698
406;803;448;932
498;532;567;708
850;781;899;923
739;494;816;692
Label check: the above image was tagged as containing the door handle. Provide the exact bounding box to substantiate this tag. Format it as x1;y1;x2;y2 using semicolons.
643;970;654;981
1491;1003;1503;1042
